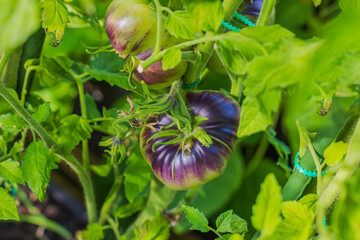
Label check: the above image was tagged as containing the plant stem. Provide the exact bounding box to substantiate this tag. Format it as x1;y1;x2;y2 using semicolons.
318;116;360;210
0;82;59;151
0;82;97;224
182;0;244;85
0;153;12;162
141;34;242;70
107;217;122;240
0;50;13;78
153;0;163;55
245;133;269;178
76;80;90;173
181;51;200;63
16;187;38;215
20;66;36;106
20;214;72;240
55;153;97;224
256;0;276;27
99;164;123;225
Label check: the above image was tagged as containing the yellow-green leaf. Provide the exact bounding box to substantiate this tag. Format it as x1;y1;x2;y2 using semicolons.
324;141;349;166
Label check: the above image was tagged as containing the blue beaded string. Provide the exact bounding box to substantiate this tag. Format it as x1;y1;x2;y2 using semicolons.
221;13;256;31
294;153;328;229
182;79;200;89
294;152;327;177
233;12;256;27
221;20;241;32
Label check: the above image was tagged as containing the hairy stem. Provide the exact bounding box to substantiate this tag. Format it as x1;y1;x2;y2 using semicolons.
76;80;90;173
55;154;97;224
99;164;123;224
20;67;36;106
154;0;163;55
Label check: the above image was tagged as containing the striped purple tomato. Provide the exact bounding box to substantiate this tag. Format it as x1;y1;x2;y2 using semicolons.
133;50;188;88
105;0;158;55
140;91;240;190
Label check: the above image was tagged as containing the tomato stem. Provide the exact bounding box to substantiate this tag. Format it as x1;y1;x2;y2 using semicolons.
153;0;163;55
99;163;124;224
256;0;276;27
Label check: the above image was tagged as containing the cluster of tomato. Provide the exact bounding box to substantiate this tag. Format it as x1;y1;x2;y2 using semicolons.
105;0;261;190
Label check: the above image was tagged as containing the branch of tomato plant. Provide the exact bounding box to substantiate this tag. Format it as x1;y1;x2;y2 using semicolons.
256;0;276;27
140;34;245;71
107;216;123;240
296;121;324;195
20;214;72;240
316;116;360;237
153;0;163;56
99;162;124;225
16;188;72;239
0;64;97;223
70;70;91;174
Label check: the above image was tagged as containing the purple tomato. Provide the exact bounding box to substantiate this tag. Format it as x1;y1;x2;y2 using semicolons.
140;91;240;190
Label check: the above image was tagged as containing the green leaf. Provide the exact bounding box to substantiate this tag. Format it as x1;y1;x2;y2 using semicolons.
115;197;147;219
166;10;198;39
39;56;74;86
182;205;210;232
58;115;92;154
162;48;182;71
237;96;276;138
90;163;112;177
298;194;318;214
0;188;19;221
216;32;266;75
0;113;26;133
324;141;349;166
85;93;101;120
271;201;314;240
133;214;170;240
41;0;69;46
0;0;40;52
33;102;51;123
22;141;58;202
184;0;224;32
124;148;152;203
313;0;321;7
216;210;248;234
251;173;282;237
0;159;24;184
82;223;104;240
85;52;142;95
241;25;295;46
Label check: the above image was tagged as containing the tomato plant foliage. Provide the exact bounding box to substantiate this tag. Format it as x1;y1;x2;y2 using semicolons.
0;0;360;239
